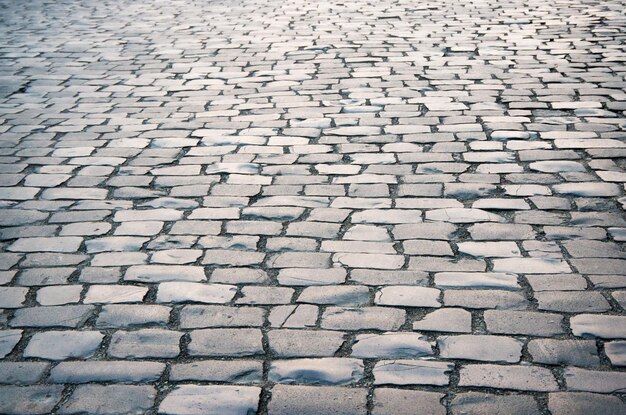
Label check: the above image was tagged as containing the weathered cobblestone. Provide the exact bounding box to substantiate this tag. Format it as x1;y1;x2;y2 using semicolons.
1;0;625;412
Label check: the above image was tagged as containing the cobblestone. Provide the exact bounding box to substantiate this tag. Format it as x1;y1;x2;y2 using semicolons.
1;0;625;413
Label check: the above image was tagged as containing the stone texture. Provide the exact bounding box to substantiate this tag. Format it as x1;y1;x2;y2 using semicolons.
159;385;260;415
1;1;625;412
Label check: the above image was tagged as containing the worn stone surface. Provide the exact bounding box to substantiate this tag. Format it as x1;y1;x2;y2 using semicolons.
59;385;156;415
159;385;260;415
267;385;367;415
1;0;625;412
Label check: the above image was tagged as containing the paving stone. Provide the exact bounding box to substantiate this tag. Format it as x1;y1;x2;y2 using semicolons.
450;392;540;415
0;362;48;385
37;285;82;305
8;237;83;253
413;308;472;333
605;341;626;366
469;223;535;240
268;252;331;268
528;339;600;367
457;242;521;258
459;364;559;391
59;385;156;415
267;385;367;415
435;272;520;290
85;236;147;253
108;329;182;358
0;329;22;358
375;286;441;308
124;265;206;282
84;284;147;304
493;258;571;274
570;315;626;339
373;360;453;386
96;304;171;328
297;285;369;306
570;258;626;275
0;287;28;308
0;386;64;415
484;310;565;336
269;304;318;328
548;392;626;415
24;331;103;360
159;385;260;415
269;358;364;385
277;268;346;286
564;367;626;393
373;389;445;415
188;328;263;356
180;305;265;328
10;305;94;328
535;291;611;313
268;330;344;357
444;290;528;310
351;332;433;358
438;335;523;363
50;361;165;383
321;307;405;331
393;222;457;240
236;286;294;305
156;282;236;304
170;360;262;383
426;208;504;223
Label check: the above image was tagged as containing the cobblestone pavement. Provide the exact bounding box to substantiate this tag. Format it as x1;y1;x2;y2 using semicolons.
0;0;625;413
